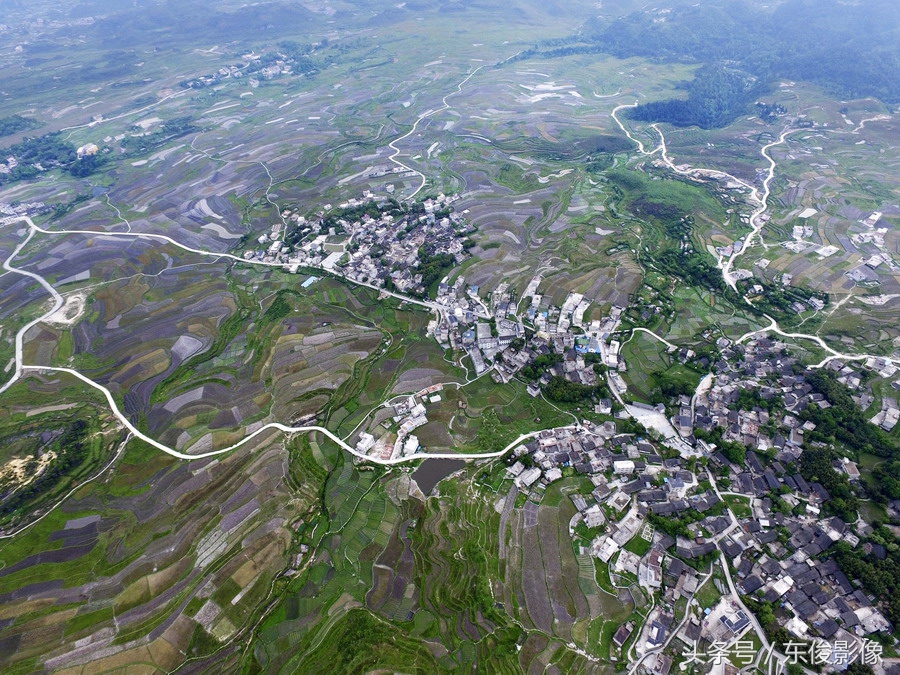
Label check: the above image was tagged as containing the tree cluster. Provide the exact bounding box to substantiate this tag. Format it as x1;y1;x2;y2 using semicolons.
802;371;898;459
695;427;748;466
652;249;726;293
0;133;107;184
744;597;803;652
647;505;720;540
832;537;900;627
798;446;858;522
871;460;900;503
415;247;455;298
741;280;827;325
120;116;199;156
0;420;90;520
543;376;606;404
0;114;41;138
521;353;561;381
628;65;765;130
653;370;695;399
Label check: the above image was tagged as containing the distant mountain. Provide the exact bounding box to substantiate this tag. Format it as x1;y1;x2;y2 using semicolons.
89;1;322;48
522;0;900;127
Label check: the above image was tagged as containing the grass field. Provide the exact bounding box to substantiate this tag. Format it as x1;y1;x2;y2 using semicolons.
723;495;753;520
623;533;652;557
694;577;723;612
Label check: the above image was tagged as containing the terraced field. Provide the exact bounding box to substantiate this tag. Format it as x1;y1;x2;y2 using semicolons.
234;452;633;674
252;447;406;672
0;399;305;674
15;243;461;457
502;480;633;672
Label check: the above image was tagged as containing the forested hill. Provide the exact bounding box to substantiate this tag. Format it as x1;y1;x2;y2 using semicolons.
628;64;765;130
519;0;900;128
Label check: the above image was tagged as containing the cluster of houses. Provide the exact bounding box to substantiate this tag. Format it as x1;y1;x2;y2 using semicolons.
0;155;19;176
693;337;900;450
494;336;894;670
848;211;899;278
333;194;473;294
693;336;823;450
434;283;614;382
242;192;479;299
430;280;518;360
705;450;891;642
430;268;627;383
0;201;45;218
732;518;892;639
180;46;320;90
355;385;446;461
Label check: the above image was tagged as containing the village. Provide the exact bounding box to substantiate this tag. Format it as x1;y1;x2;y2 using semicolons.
488;334;894;674
240;190;627;399
240;190;476;294
236;188;897;672
178;42;322;90
313;213;896;671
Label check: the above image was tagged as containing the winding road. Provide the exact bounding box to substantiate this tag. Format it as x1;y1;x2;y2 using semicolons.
0;65;497;468
3;98;886;468
610;103;900;370
735;316;900;369
22;362;556;465
1;225;64;395
611;103;793;290
388;66;485;200
0;215;510;465
718;127;799;286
